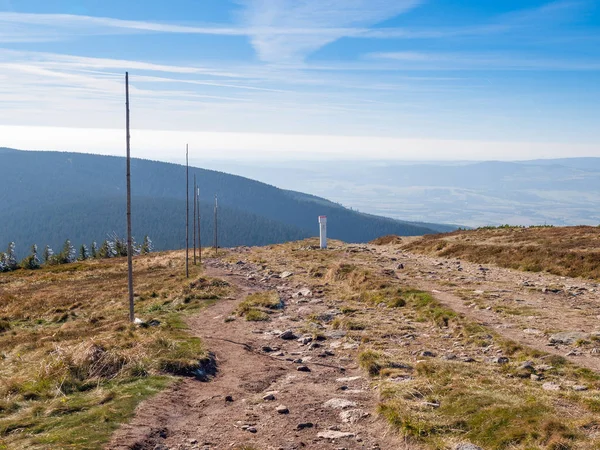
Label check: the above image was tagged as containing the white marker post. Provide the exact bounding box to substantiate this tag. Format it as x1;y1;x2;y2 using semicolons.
319;215;327;249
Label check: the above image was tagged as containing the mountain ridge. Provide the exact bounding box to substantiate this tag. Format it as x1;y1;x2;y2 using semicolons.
0;148;453;257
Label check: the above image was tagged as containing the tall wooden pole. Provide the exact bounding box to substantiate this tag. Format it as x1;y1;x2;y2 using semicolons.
185;144;189;278
125;72;134;322
214;194;218;256
193;174;197;265
197;185;201;264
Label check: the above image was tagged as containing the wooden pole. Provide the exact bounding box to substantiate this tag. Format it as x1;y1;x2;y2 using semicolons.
193;174;197;265
197;185;202;264
214;194;218;256
185;144;189;278
125;72;134;322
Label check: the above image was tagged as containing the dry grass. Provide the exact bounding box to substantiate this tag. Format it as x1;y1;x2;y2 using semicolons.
236;291;282;321
230;238;600;449
370;235;403;245
403;226;600;279
0;251;230;449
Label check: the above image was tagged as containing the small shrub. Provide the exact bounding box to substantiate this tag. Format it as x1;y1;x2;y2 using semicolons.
245;309;270;321
0;319;11;333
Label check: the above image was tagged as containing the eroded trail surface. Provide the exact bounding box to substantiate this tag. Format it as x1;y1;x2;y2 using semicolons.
371;244;600;371
107;259;410;450
108;240;600;450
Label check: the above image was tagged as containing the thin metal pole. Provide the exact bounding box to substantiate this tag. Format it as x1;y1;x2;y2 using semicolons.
125;72;134;322
214;194;218;256
193;174;197;265
197;185;202;264
185;144;189;278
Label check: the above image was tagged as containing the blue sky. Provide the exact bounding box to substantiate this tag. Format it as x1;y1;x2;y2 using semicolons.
0;0;598;161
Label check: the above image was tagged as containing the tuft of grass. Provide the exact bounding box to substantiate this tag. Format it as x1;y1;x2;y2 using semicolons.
236;291;282;318
245;309;270;322
331;317;366;331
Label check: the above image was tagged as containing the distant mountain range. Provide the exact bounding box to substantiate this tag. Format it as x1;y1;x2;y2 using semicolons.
199;158;600;227
0;148;454;257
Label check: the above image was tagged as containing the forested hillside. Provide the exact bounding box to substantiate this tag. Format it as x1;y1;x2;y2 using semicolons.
0;148;448;256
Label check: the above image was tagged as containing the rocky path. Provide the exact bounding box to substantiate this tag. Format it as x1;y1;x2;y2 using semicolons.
369;244;600;371
107;260;412;450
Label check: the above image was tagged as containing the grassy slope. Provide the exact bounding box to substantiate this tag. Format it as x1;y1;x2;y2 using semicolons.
402;226;600;280
0;252;231;449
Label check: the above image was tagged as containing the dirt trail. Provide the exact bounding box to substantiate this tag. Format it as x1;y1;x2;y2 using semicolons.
370;244;600;371
107;261;412;450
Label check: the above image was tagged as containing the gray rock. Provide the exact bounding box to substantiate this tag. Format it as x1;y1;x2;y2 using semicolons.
280;329;297;340
276;404;289;414
280;271;294;279
572;385;588;391
263;392;276;401
340;409;369;424
492;356;509;364
549;331;590;345
318;430;355;440
518;361;535;370
297;365;311;372
542;382;561;391
420;351;436;358
298;335;313;345
455;444;483;450
324;398;357;409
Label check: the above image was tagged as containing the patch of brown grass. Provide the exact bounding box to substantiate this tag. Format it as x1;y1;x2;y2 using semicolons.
403;226;600;279
0;250;229;448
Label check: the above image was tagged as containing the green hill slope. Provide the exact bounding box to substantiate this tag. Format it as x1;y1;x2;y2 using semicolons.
0;148;448;255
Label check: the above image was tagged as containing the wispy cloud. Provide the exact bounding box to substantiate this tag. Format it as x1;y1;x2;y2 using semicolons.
369;51;600;71
236;0;423;62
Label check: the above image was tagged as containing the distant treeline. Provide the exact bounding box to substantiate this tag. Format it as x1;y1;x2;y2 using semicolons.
0;235;153;272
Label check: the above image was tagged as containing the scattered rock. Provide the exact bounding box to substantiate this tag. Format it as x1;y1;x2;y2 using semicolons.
298;335;313;345
276;404;289;414
522;328;543;335
246;426;257;433
572;385;588;391
336;376;362;383
340;409;369;424
549;331;590;345
455;444;483;450
518;361;535;370
492;356;509;364
318;431;355;440
280;330;298;340
297;422;314;431
420;351;436;358
324;398;357;409
530;374;542;381
225;395;233;402
280;271;294;279
542;382;561;391
297;365;311;372
262;392;276;401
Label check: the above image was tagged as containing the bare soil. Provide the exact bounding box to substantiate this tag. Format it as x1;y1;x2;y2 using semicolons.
108;238;600;449
107;260;413;450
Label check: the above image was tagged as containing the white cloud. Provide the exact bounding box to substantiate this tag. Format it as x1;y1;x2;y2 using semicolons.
237;0;423;62
370;51;600;71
